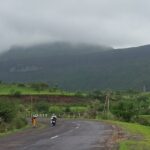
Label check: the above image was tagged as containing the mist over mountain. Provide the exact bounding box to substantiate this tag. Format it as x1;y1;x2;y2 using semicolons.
0;42;150;90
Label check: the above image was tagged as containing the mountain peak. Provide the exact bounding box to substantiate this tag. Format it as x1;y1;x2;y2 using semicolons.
0;43;150;90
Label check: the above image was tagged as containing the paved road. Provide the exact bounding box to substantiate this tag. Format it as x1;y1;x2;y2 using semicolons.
0;119;113;150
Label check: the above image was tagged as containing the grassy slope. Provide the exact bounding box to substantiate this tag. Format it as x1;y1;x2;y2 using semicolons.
108;120;150;150
0;84;75;96
0;124;30;137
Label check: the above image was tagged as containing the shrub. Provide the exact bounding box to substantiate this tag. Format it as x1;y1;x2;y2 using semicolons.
65;107;71;113
74;91;84;98
0;122;7;133
17;83;26;87
13;117;28;129
34;102;49;113
9;89;22;96
30;82;49;91
112;98;138;122
49;106;64;114
136;115;150;126
0;100;17;122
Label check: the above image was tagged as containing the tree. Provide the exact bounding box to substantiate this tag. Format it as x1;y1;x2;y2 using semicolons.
88;100;101;118
136;95;150;115
0;100;17;122
88;90;105;102
112;98;138;122
34;102;49;113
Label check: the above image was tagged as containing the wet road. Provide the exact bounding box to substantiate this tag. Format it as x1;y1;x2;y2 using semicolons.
0;119;113;150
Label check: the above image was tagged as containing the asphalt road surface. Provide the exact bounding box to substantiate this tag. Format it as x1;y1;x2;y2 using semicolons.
0;119;113;150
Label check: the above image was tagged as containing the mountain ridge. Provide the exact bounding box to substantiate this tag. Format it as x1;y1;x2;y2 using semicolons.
0;42;150;90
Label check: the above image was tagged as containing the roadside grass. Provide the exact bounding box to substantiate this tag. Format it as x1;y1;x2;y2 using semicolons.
0;124;30;138
0;118;47;138
107;120;150;150
70;106;88;113
48;105;88;117
137;115;150;126
140;115;150;120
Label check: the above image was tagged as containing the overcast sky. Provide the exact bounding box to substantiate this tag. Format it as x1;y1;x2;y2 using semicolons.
0;0;150;52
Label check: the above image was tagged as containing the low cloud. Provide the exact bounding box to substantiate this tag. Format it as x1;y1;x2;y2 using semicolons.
0;0;150;52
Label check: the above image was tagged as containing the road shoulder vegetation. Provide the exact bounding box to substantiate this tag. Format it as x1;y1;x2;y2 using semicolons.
0;82;150;150
107;120;150;150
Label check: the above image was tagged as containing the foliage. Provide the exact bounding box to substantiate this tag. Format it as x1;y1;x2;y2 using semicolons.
0;83;150;124
0;122;7;133
17;83;26;87
107;120;150;150
88;90;105;102
0;99;27;134
29;82;49;91
12;117;28;129
9;89;22;96
64;107;71;113
87;100;101;118
34;101;49;113
48;106;64;114
136;95;150;115
0;100;17;122
136;115;150;126
0;83;75;95
112;99;137;121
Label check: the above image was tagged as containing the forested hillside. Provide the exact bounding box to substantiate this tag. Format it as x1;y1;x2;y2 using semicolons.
0;42;150;90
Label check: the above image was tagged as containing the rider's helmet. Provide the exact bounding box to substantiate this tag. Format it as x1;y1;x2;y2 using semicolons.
51;114;57;119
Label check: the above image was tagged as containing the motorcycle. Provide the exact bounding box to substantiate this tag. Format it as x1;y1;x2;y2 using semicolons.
51;119;56;127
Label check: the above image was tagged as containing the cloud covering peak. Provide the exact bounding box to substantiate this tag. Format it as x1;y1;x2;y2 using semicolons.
0;0;150;52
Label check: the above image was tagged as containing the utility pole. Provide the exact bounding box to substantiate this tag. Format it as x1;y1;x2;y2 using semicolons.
103;91;111;119
103;98;106;115
30;96;33;117
107;94;110;119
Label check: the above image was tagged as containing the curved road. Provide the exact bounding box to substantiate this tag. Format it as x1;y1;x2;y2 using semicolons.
0;119;114;150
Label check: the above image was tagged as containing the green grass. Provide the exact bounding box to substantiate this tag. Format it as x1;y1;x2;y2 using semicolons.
0;84;75;96
48;105;88;115
0;124;30;137
140;115;150;119
107;120;150;150
70;106;88;113
0;120;48;138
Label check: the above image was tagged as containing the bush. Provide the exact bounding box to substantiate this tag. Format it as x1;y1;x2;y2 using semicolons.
65;107;71;113
74;91;84;98
13;117;28;129
136;115;150;126
0;122;8;133
49;106;64;115
34;102;49;113
87;100;101;118
112;99;138;122
0;118;27;133
0;100;17;122
30;82;49;91
17;83;26;87
9;89;22;96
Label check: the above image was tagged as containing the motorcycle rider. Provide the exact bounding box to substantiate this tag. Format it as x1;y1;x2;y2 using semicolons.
51;114;57;126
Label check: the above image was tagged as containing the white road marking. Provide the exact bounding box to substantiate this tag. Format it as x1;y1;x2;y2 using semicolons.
69;129;74;133
72;122;80;129
50;135;59;140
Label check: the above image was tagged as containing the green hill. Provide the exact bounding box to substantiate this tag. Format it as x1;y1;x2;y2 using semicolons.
0;42;150;90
